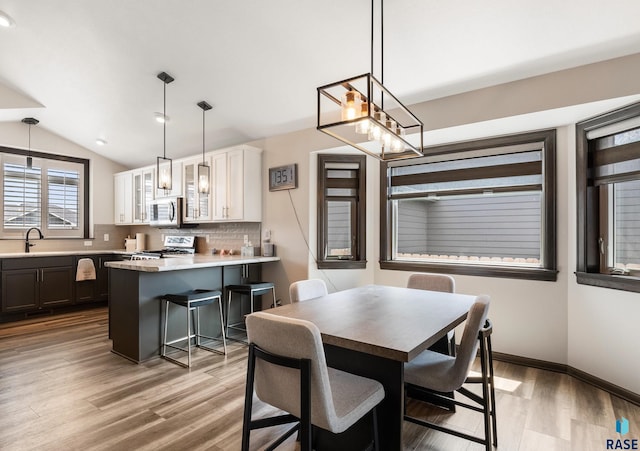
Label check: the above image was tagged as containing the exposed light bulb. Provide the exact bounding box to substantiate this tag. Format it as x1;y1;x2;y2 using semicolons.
355;102;370;135
198;174;209;193
341;90;362;122
368;111;386;142
159;168;171;189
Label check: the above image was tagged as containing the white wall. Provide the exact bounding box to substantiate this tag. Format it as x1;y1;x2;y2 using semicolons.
0;122;127;229
255;53;640;394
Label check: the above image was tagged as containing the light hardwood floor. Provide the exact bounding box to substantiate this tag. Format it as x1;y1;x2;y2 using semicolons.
1;307;638;450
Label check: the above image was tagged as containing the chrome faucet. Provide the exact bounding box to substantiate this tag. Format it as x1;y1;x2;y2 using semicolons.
25;227;44;253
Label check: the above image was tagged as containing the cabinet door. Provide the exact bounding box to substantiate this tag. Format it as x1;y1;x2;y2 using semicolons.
40;266;74;307
211;153;228;220
226;149;244;220
2;269;38;312
97;255;120;301
114;172;133;224
133;168;155;223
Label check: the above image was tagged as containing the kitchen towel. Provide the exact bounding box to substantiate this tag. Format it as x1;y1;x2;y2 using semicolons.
76;258;96;281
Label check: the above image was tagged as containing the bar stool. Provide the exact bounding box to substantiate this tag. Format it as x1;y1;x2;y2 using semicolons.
161;289;226;368
225;282;276;344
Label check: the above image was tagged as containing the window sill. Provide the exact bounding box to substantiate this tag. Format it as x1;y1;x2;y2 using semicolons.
317;260;367;270
380;260;558;281
575;272;640;293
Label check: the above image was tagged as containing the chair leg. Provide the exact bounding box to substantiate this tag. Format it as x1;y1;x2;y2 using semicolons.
299;359;312;451
162;300;169;358
372;406;379;451
187;304;192;368
487;335;498;446
226;290;232;340
241;345;257;451
479;338;491;450
217;296;227;355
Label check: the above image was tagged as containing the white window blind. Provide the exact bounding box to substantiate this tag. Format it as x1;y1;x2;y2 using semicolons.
47;168;79;229
3;162;42;229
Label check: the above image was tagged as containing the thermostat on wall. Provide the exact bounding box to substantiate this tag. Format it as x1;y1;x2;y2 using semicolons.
269;163;298;191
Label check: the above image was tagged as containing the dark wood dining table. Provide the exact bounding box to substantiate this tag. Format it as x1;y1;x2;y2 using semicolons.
268;284;477;451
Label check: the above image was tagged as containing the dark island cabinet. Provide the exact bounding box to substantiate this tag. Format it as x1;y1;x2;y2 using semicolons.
2;256;75;313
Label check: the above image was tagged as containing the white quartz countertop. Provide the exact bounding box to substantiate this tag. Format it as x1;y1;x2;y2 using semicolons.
104;255;281;272
0;250;131;258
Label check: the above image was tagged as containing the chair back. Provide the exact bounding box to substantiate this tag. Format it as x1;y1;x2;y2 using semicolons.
289;279;328;303
246;311;336;431
449;295;490;388
407;273;455;293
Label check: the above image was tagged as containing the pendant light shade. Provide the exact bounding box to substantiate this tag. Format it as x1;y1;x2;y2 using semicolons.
156;71;174;191
316;0;423;161
197;101;212;195
21;117;39;169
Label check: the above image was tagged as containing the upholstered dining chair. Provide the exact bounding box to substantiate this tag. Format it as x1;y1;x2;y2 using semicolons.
403;295;497;451
289;279;328;303
242;311;385;451
407;273;456;353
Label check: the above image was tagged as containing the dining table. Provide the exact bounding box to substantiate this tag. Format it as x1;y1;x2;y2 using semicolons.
267;284;478;451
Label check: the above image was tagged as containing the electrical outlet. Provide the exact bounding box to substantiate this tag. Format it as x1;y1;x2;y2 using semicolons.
103;233;109;241
84;240;92;246
206;234;210;243
264;229;271;241
244;235;249;245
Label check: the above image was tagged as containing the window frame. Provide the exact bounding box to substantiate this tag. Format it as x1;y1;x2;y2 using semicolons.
380;129;557;281
576;102;640;293
317;154;367;269
0;146;90;239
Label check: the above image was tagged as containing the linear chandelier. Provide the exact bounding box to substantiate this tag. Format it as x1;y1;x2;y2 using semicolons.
157;71;174;191
317;0;423;161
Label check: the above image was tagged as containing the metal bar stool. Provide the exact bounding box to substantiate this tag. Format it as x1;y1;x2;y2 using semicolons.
225;282;276;344
161;289;226;368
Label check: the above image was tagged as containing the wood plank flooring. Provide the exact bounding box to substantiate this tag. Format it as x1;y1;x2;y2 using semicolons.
1;307;638;450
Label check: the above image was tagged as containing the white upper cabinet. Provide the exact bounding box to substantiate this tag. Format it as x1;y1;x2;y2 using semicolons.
132;167;155;223
211;145;262;222
114;172;133;225
113;145;261;225
183;157;212;222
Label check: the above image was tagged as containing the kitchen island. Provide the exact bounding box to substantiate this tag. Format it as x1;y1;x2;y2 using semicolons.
106;255;280;362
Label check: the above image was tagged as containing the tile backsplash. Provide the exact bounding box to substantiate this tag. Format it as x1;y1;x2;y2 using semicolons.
129;223;262;255
0;223;261;255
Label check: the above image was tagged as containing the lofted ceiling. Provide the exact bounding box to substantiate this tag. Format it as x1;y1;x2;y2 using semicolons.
0;0;639;168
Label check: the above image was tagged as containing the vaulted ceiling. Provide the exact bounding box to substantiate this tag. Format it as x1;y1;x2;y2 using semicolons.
1;0;639;167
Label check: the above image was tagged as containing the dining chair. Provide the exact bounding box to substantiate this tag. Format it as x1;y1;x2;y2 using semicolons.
403;295;497;451
407;273;456;353
242;311;385;451
289;279;328;303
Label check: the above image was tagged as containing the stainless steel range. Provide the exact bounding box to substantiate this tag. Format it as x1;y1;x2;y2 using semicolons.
133;235;196;259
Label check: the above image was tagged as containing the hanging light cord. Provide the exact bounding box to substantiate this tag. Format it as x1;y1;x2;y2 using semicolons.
163;80;167;159
202;108;206;164
370;0;384;84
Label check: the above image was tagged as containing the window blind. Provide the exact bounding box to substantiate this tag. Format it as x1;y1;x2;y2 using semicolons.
3;163;41;229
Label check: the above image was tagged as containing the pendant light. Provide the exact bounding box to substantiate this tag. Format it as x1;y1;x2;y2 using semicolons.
156;71;174;191
21;117;39;169
197;101;212;194
316;0;423;161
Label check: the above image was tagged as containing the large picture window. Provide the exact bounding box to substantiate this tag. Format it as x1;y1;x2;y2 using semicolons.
380;130;557;280
0;148;88;239
576;102;640;292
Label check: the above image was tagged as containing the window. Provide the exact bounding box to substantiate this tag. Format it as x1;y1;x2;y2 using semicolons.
0;147;89;239
317;154;366;269
380;130;557;281
576;102;640;292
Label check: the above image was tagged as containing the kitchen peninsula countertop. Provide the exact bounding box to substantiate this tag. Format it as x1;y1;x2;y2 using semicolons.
105;254;280;272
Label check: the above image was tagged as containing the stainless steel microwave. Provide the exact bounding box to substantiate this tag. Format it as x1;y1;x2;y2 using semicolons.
148;197;183;228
